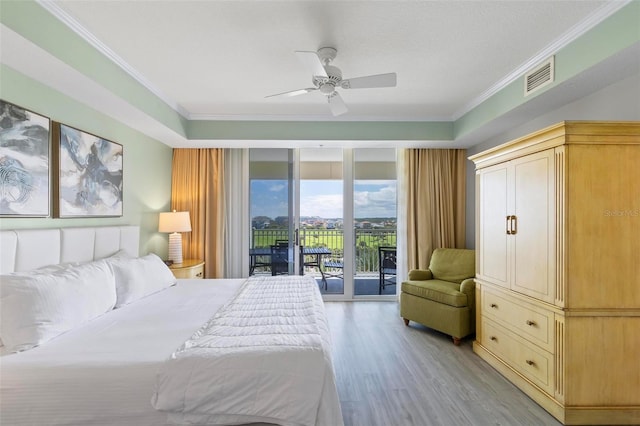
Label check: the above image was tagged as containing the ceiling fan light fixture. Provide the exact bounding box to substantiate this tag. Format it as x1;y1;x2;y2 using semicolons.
320;83;335;95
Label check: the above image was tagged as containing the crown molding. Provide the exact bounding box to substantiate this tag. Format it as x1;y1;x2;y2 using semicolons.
37;0;630;124
451;0;631;121
36;0;190;119
186;112;451;122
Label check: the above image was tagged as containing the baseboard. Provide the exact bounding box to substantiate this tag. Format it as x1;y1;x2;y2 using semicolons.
564;407;640;425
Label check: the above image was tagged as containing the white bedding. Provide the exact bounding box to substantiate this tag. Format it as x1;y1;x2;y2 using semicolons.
153;275;343;426
0;279;245;426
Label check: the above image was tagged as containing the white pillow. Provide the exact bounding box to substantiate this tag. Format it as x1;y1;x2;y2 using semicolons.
0;259;117;353
108;253;176;308
0;252;129;348
0;264;67;347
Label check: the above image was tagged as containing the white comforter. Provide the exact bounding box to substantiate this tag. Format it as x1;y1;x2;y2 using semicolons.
0;279;246;426
152;275;343;426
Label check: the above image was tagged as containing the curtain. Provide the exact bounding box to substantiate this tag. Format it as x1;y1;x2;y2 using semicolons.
395;148;408;296
405;149;466;270
223;148;250;278
171;149;225;278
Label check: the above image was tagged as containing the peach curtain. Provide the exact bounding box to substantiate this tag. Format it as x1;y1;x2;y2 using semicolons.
405;149;466;270
171;149;225;278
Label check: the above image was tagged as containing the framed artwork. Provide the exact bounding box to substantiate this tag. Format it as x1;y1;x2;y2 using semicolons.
52;123;123;218
0;100;51;217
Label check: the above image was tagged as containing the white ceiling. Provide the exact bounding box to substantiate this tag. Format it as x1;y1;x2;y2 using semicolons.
43;0;620;122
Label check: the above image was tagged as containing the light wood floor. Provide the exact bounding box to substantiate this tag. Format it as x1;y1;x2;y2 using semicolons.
324;301;562;426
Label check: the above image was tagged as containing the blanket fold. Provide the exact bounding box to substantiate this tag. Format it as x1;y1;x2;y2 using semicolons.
152;275;343;426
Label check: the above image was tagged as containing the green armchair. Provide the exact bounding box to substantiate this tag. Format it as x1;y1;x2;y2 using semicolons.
400;248;476;345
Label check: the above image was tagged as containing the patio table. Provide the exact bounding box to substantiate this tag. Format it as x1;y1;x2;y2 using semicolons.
249;246;333;286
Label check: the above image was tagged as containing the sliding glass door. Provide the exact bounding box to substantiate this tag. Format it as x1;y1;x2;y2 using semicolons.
299;148;344;296
248;147;396;300
353;149;397;296
249;149;295;275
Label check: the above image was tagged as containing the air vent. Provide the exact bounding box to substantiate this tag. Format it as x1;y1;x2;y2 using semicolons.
524;56;554;96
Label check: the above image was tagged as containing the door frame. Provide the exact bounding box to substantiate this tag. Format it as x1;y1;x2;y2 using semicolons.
248;147;398;301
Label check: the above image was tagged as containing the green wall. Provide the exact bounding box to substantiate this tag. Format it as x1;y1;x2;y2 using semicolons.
0;0;188;139
2;0;638;144
0;65;174;257
454;0;640;140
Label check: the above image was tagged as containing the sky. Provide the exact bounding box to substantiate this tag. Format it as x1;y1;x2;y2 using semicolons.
250;179;397;219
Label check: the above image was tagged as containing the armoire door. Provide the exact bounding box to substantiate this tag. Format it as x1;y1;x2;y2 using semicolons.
510;149;556;303
477;162;510;289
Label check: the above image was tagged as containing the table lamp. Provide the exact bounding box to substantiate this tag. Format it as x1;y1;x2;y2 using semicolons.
158;210;191;264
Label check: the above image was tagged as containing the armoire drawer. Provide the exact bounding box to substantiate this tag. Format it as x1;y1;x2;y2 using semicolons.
482;288;554;352
481;317;554;395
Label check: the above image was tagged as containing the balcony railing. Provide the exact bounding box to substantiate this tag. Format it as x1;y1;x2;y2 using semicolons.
251;228;396;274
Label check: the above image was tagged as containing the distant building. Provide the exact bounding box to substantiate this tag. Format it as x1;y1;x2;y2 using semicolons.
355;221;372;229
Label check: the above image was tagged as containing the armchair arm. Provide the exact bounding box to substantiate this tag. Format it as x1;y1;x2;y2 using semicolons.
459;278;476;305
408;269;433;281
460;277;476;332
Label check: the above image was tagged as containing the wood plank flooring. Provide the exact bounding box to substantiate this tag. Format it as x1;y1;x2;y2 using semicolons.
324;301;562;426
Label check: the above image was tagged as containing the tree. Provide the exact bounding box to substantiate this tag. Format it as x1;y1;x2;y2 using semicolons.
274;216;289;227
252;216;272;229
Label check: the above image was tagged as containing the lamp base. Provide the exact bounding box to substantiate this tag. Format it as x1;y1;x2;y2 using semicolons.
168;232;183;264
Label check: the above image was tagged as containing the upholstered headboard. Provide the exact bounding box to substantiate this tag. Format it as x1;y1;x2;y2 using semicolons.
0;226;140;274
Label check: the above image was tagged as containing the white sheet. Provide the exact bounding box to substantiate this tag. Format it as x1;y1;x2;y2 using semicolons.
0;279;245;426
152;275;344;426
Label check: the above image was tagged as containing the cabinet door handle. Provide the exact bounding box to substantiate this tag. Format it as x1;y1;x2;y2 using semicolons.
511;215;517;235
490;336;497;341
526;320;536;326
490;303;498;308
506;216;512;235
526;359;535;366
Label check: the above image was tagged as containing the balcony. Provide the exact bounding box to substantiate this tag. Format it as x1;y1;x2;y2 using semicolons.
251;227;397;295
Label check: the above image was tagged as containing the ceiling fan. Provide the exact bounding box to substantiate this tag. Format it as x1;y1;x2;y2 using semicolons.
266;47;397;116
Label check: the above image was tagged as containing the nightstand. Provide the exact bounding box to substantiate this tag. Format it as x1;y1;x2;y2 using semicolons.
168;259;204;279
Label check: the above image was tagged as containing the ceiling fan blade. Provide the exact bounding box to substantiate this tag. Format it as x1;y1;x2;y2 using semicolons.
328;92;348;116
341;72;397;89
295;51;328;78
265;88;317;98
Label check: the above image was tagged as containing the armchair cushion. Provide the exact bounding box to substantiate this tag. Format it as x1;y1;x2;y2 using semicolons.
429;248;475;284
401;279;468;308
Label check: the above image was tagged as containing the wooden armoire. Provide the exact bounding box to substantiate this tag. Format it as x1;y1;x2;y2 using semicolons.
470;121;640;425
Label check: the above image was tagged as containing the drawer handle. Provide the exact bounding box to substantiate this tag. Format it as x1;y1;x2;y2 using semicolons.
490;303;498;308
490;336;497;341
525;360;535;366
526;320;536;326
196;272;203;277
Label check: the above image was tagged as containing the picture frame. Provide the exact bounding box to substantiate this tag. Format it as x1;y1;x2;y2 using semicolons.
52;122;123;218
0;100;51;217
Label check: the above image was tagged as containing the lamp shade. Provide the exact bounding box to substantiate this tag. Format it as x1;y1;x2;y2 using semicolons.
158;211;192;233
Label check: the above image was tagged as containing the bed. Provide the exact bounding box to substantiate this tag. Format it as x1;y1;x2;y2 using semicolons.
0;226;343;426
